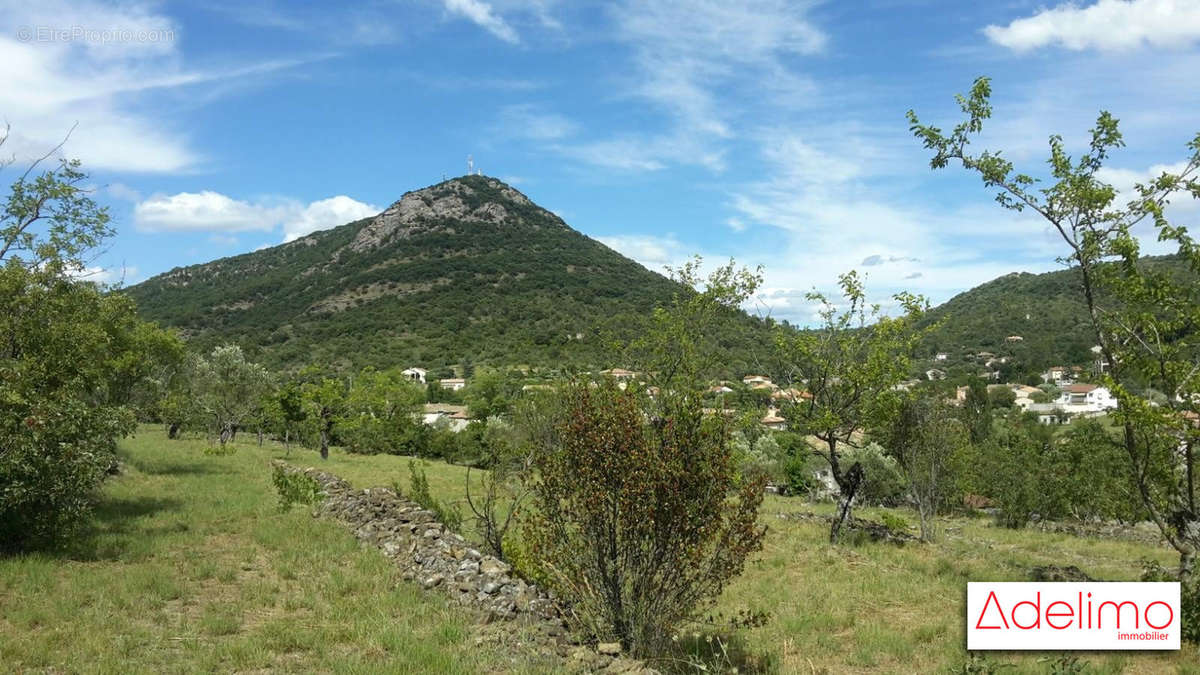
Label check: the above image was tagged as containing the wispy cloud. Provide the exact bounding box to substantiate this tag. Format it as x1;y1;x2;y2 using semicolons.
442;0;520;44
0;0;317;172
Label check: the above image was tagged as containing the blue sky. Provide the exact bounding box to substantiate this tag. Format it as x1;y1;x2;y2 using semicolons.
2;0;1199;324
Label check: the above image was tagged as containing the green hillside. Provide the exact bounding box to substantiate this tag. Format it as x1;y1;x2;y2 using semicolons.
123;175;771;372
914;255;1191;379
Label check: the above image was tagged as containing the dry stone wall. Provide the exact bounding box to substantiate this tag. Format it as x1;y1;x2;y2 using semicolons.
272;461;656;674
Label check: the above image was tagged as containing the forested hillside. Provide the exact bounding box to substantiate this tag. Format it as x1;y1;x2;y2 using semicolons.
124;175;773;372
915;255;1192;374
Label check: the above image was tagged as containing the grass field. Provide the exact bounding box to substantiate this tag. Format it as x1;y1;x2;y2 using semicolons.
0;429;560;674
2;428;1197;673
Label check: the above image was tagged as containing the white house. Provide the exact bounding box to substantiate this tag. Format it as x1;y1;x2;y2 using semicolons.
1056;383;1118;414
402;367;427;384
421;403;471;432
926;368;947;381
438;378;466;391
935;352;949;361
742;374;772;386
1041;366;1070;385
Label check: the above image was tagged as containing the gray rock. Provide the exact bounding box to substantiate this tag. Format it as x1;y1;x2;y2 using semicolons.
597;642;622;656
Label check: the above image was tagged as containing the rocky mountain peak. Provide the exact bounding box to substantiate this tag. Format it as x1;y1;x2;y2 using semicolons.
348;175;539;253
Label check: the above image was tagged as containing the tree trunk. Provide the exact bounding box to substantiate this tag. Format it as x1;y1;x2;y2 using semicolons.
257;429;264;447
830;462;864;543
167;422;180;439
219;423;233;445
319;429;329;460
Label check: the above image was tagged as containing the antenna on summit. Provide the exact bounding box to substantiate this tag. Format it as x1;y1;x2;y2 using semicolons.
467;154;474;175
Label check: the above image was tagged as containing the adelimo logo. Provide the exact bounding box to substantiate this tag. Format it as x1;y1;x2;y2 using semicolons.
967;582;1180;650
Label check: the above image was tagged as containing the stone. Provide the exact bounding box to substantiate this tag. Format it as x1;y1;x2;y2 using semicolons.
597;642;622;656
422;574;445;589
481;581;501;594
480;558;510;576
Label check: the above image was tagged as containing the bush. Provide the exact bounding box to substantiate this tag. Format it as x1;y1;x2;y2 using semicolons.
271;465;324;511
402;459;462;532
1;265;170;551
524;383;765;657
846;443;907;506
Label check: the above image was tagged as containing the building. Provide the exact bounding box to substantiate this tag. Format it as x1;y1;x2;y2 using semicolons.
599;368;637;381
421;403;471;432
1056;383;1118;413
1005;335;1024;342
935;352;949;361
438;378;466;391
925;368;947;381
1042;366;1071;385
708;384;733;394
760;408;788;431
742;374;772;386
402;367;427;384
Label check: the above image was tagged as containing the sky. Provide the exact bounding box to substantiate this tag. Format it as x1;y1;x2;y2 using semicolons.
2;0;1199;324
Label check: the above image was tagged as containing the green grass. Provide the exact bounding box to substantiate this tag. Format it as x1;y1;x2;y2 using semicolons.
0;428;560;674
292;442;1200;674
5;429;1198;673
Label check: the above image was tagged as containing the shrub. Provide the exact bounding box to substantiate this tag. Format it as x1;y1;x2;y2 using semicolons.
271;465;324;512
402;459;462;532
846;443;907;506
524;383;766;657
879;511;910;535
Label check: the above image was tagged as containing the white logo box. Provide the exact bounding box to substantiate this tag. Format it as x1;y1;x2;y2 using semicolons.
967;582;1180;650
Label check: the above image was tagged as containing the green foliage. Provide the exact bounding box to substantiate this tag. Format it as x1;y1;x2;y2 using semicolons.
191;345;271;447
621;256;764;399
271;465;324;512
882;393;969;541
960;378;991;443
846;443;908;507
404;459;462;532
461;370;520;419
776;271;928;540
123;176;776;373
912;76;1200;580
988;386;1016;409
878;512;910;536
524;382;765;657
338;367;426;454
1;148;176;551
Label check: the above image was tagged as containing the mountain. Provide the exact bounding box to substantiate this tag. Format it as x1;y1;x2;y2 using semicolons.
124;175;770;373
914;255;1191;379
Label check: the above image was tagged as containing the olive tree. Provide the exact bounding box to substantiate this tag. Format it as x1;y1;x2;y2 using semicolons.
192;345;271;448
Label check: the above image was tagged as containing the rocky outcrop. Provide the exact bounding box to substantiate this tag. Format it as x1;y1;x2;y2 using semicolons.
272;461;656;674
347;178;530;253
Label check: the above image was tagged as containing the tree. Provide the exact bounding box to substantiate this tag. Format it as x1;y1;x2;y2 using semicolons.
462;369;519;419
776;271;928;541
910;76;1200;585
1;130;178;550
524;382;765;657
961;377;992;443
301;376;346;460
622;257;763;402
886;394;968;541
339;367;425;454
192;345;271;448
989;386;1017;409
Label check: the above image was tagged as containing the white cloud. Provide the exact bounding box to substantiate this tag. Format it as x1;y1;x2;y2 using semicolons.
442;0;520;43
133;191;379;241
0;0;313;172
985;0;1200;52
282;196;380;242
134;191;289;233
